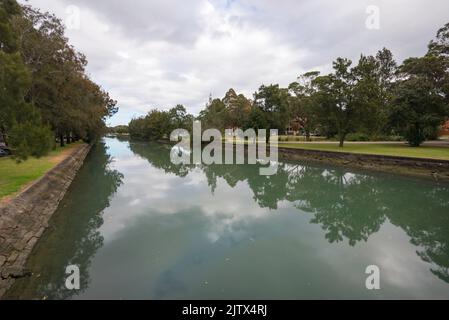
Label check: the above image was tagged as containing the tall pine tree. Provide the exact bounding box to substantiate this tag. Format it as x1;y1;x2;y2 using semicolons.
0;0;53;159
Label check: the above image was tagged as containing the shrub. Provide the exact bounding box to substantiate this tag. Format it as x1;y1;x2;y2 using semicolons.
9;122;54;160
345;133;370;141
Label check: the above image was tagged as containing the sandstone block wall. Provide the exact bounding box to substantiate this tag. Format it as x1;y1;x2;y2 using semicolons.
0;144;91;298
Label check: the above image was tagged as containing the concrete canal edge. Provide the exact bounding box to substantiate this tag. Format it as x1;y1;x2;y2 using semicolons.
278;147;449;181
156;140;449;180
0;144;92;298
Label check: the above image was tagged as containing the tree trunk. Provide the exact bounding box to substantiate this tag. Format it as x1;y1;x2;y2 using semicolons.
339;133;346;148
60;134;65;147
0;132;6;146
0;126;7;146
305;130;311;142
337;118;346;148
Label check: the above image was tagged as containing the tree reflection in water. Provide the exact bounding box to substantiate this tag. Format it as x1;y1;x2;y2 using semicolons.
7;140;448;299
7;142;124;299
129;142;449;284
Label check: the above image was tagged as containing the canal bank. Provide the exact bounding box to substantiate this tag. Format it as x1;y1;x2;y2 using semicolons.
0;144;91;298
168;138;449;181
277;147;449;181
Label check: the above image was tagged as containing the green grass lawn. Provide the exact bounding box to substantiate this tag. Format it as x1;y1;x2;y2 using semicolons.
280;143;449;160
0;142;83;201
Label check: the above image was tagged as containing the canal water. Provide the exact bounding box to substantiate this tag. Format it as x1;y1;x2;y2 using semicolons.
7;137;449;299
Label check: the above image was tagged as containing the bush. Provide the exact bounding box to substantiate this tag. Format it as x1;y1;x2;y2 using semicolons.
345;133;370;141
9;122;54;160
373;134;404;142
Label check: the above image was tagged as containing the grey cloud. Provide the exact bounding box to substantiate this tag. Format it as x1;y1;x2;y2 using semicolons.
23;0;449;125
227;0;449;68
61;0;205;45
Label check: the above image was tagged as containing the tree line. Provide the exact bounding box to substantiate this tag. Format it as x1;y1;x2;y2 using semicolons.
0;0;117;159
129;105;193;141
129;22;449;147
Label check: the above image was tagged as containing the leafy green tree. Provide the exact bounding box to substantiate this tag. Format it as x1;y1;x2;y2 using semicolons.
376;48;398;114
128;117;147;140
9;5;117;146
12;6;76;145
244;105;268;131
168;104;193;132
351;49;397;139
288;71;320;140
427;22;449;109
0;0;21;53
428;22;449;57
129;108;182;141
313;58;363;147
0;0;53;159
390;23;449;146
8;119;53;158
146;110;171;140
222;89;251;129
198;98;227;130
391;55;449;146
253;84;290;133
222;88;239;110
109;125;129;135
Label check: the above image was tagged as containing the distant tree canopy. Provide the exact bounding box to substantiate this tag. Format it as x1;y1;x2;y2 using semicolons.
128;105;193;141
108;125;129;135
0;0;117;159
127;22;449;147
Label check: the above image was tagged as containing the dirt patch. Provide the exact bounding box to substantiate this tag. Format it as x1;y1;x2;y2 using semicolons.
49;144;82;165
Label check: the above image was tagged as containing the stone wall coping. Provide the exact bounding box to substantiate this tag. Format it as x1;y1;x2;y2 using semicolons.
0;143;92;298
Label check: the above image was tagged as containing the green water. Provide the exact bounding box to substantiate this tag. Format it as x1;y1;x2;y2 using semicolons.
7;137;449;299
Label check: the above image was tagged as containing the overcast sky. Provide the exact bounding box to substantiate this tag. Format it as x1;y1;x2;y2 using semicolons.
21;0;449;125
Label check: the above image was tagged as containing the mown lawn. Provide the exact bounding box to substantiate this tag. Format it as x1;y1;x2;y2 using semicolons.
280;143;449;160
0;142;83;201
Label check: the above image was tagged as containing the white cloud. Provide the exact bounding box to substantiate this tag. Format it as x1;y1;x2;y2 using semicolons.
21;0;449;125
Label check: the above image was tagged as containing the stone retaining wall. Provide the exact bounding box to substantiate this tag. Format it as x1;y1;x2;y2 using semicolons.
143;140;449;180
0;144;91;298
278;147;449;181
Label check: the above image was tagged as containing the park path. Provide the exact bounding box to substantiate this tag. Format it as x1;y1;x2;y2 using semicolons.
279;140;449;147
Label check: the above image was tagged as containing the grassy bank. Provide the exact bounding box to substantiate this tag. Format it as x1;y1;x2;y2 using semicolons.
0;142;85;201
280;143;449;160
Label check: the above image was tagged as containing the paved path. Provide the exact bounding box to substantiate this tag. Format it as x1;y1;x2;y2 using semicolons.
422;140;449;147
279;140;449;147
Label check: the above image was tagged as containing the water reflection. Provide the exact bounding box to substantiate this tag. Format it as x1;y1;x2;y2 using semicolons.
129;141;449;284
7;138;449;299
7;142;123;299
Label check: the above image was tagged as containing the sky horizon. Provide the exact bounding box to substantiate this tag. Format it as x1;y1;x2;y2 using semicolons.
21;0;449;126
